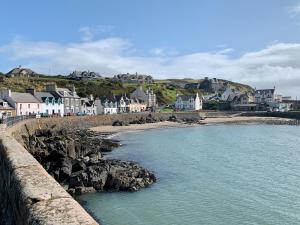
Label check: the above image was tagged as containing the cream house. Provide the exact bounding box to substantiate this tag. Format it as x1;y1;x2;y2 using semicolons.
128;98;147;113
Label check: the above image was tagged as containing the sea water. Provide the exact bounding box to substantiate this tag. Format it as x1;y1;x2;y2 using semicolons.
78;125;300;225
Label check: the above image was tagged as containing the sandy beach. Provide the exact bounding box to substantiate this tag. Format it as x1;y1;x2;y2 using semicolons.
90;116;296;134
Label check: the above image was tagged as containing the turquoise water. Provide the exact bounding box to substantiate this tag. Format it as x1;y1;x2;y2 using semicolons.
78;125;300;225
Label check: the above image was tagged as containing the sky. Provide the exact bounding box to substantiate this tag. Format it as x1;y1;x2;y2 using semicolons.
1;0;300;97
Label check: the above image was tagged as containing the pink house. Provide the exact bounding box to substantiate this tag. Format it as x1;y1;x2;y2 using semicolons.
0;89;41;116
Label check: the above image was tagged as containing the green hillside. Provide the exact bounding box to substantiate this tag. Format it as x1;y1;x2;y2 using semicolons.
0;75;253;105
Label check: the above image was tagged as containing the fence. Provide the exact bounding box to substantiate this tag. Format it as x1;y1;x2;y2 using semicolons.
2;115;38;127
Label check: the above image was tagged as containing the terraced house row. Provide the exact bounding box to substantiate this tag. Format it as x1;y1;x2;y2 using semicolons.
0;83;157;119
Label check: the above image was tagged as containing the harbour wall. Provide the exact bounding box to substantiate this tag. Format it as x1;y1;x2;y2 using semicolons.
241;111;300;120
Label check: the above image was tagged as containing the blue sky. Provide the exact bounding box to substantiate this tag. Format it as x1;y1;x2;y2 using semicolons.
1;0;300;96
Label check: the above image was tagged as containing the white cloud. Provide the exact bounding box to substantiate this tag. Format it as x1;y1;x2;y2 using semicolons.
1;37;300;97
291;3;300;14
79;25;114;41
216;48;234;54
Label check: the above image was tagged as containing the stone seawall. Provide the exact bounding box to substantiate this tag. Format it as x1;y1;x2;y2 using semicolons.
241;111;300;120
0;132;99;225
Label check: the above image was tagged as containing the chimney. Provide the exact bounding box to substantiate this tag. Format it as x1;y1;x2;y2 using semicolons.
45;83;57;92
67;84;76;93
26;88;36;96
89;94;94;101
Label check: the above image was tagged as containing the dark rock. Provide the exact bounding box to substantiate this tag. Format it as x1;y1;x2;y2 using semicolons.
22;128;156;195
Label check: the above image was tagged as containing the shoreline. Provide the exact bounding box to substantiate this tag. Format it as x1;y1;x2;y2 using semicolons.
90;116;298;135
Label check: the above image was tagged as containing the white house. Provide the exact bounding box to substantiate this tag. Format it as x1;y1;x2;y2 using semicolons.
175;93;202;111
103;100;118;114
115;95;130;113
27;89;64;117
0;89;41;116
254;88;276;103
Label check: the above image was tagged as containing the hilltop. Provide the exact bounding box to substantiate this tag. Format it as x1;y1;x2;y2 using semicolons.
0;74;253;105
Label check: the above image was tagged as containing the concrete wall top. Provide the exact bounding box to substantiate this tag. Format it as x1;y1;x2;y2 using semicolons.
0;133;99;225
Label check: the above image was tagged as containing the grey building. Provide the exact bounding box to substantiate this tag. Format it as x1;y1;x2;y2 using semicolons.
80;95;97;115
130;87;157;109
6;66;38;78
95;98;104;115
45;83;80;115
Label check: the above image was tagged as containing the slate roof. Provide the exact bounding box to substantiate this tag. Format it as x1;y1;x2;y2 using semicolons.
0;98;14;110
255;89;275;94
10;92;40;103
34;92;58;102
177;95;197;101
7;67;36;76
52;88;80;98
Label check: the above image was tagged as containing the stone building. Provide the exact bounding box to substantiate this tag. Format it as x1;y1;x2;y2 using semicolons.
45;83;80;115
94;98;104;115
114;73;153;84
68;71;101;81
115;95;130;113
130;87;157;109
254;88;276;104
80;95;97;115
6;66;38;78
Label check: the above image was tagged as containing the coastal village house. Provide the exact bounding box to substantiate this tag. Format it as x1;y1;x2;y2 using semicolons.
175;93;202;111
130;87;157;109
128;98;147;113
45;83;80;115
114;73;153;84
26;89;64;117
6;66;38;78
0;98;16;118
115;95;130;113
69;70;101;81
94;98;104;115
80;95;97;115
254;88;276;103
0;89;41;116
103;100;118;114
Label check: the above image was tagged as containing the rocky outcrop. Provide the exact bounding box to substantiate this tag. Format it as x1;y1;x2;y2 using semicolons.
112;114;162;126
21;128;156;195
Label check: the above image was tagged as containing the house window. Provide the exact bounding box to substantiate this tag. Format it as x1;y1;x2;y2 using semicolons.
20;104;22;109
28;104;31;109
